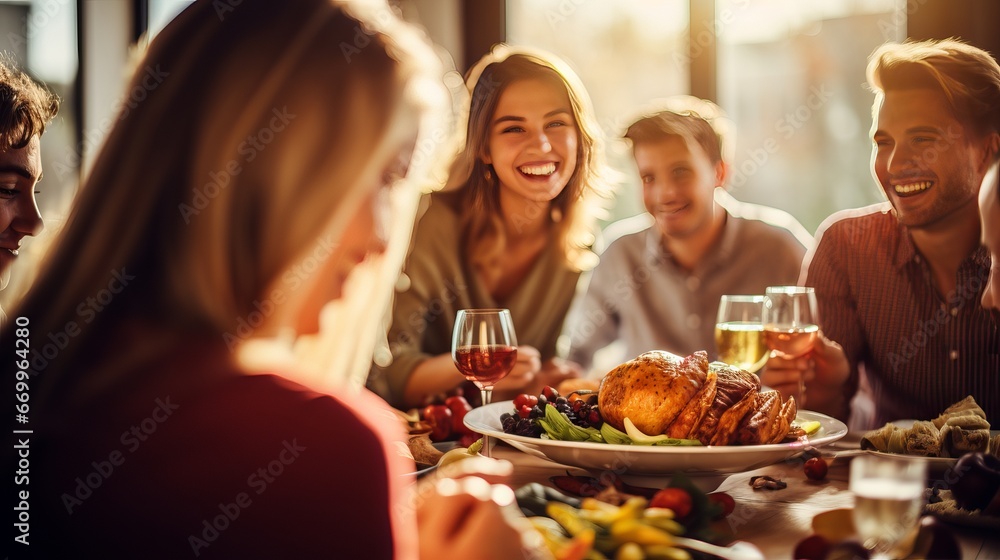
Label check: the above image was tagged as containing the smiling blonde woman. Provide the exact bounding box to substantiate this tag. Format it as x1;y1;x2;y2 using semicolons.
372;45;614;410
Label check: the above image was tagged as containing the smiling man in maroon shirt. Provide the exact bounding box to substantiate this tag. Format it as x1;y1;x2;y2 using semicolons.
763;39;1000;428
0;59;58;321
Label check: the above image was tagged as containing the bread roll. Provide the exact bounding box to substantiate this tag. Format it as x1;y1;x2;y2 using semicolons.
904;420;940;456
932;395;987;429
939;415;991;457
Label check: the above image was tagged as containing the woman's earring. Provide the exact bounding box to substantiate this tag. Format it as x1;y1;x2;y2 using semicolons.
484;166;492;181
550;206;563;223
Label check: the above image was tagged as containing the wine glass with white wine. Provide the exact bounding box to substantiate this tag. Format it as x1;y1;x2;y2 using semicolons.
715;295;767;373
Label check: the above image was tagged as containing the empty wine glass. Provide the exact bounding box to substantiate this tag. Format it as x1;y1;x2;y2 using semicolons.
850;455;927;558
715;295;767;373
452;309;518;457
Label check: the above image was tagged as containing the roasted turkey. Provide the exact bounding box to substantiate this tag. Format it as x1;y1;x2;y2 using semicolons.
598;350;798;445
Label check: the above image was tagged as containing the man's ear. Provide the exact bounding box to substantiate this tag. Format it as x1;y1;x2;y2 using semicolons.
715;160;731;191
979;131;1000;173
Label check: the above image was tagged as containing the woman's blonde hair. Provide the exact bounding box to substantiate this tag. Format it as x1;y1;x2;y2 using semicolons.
444;45;612;278
7;0;444;413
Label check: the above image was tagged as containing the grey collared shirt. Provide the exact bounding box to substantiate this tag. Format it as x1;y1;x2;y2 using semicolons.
566;209;808;373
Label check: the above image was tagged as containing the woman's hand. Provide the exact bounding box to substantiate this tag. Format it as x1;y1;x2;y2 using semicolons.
494;350;584;401
417;458;531;560
528;357;582;396
494;345;542;397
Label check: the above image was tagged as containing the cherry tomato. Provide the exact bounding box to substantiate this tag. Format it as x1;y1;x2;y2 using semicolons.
457;432;479;449
516;403;532;419
421;404;452;442
804;457;828;480
513;393;539;410
649;487;692;518
445;395;471;412
445;396;474;436
706;492;736;517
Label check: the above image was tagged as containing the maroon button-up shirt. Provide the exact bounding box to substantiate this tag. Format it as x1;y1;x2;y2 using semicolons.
803;203;999;428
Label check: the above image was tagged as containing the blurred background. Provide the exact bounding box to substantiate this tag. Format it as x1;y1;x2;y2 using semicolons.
1;0;998;310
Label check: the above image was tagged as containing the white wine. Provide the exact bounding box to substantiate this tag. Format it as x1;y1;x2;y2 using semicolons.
851;478;923;551
715;322;767;373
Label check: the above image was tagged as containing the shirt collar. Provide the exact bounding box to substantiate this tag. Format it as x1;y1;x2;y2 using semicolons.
643;211;735;272
893;222;917;270
644;226;666;263
714;212;739;262
892;219;992;272
970;244;991;270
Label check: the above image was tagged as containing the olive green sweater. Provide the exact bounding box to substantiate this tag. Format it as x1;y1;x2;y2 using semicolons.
371;191;581;408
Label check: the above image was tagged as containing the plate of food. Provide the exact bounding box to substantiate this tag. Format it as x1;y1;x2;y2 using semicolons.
859;397;1000;473
465;350;848;475
465;402;846;475
926;500;1000;530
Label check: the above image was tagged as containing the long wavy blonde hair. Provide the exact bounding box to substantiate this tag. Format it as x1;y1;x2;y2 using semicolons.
444;45;613;280
5;0;447;416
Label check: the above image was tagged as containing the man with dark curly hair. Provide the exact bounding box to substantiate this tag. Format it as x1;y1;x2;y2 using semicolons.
0;57;58;321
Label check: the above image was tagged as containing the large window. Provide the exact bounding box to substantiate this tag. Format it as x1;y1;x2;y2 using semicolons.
507;0;906;233
147;0;192;37
507;0;690;222
717;0;904;232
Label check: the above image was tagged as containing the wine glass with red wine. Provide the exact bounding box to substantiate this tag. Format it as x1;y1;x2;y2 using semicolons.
452;309;518;457
762;286;819;403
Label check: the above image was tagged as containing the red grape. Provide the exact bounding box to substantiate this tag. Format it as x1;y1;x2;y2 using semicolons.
707;492;736;517
804;457;828;480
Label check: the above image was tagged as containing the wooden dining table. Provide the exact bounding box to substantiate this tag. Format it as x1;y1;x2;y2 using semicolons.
490;433;1000;559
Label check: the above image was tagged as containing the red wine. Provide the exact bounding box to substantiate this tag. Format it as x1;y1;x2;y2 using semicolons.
454;346;517;386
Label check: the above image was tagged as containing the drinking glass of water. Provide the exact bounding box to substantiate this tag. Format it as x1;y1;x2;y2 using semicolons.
849;455;927;558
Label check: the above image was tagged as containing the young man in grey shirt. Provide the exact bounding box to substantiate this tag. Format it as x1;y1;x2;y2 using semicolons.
567;97;810;374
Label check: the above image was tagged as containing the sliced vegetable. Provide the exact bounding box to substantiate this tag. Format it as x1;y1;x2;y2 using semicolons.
794;420;822;435
540;404;604;443
600;422;633;445
623;418;702;446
